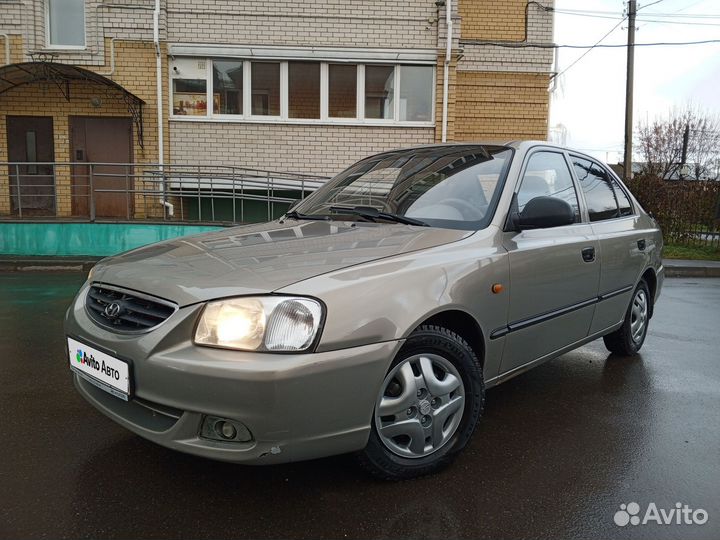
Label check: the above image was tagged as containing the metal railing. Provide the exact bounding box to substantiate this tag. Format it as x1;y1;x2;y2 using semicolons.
1;162;329;224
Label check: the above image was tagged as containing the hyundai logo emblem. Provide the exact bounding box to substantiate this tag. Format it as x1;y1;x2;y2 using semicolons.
104;302;122;319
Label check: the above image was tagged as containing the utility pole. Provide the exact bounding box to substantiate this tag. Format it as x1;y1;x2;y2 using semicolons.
623;0;637;181
680;123;690;179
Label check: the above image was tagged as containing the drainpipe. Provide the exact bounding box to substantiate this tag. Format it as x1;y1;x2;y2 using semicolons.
153;0;173;216
441;0;452;143
1;33;10;65
95;37;116;76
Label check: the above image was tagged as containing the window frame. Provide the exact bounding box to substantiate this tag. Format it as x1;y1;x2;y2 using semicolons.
169;58;435;127
45;0;87;50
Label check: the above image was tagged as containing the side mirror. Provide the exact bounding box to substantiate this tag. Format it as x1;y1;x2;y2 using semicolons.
512;196;575;230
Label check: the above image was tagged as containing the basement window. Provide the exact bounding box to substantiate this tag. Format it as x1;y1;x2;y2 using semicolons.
47;0;86;48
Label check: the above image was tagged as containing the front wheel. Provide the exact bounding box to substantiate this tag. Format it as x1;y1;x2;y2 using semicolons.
603;279;651;356
358;325;484;480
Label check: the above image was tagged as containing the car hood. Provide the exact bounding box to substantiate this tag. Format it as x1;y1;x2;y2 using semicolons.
92;220;472;306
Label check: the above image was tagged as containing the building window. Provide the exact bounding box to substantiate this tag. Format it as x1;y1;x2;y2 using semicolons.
288;62;320;119
399;65;434;122
365;65;395;120
47;0;86;48
213;60;243;115
328;64;357;119
173;79;207;116
169;57;434;126
171;58;209;116
251;62;280;116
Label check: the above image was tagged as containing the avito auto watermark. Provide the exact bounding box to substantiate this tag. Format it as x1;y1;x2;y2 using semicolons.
614;502;709;527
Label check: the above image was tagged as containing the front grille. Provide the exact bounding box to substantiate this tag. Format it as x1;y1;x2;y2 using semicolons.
85;284;177;332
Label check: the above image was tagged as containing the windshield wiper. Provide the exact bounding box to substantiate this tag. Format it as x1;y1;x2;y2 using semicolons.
282;210;330;221
329;206;428;227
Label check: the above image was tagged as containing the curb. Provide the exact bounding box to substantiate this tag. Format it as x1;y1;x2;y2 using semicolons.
0;257;99;272
664;266;720;278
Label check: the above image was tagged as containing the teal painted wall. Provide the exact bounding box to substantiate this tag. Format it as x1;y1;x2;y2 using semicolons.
0;223;225;256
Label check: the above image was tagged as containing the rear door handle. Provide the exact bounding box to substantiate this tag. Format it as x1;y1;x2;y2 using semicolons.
637;239;646;251
581;247;595;263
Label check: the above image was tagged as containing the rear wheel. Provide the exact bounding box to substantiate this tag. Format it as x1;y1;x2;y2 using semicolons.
359;325;484;480
603;279;651;356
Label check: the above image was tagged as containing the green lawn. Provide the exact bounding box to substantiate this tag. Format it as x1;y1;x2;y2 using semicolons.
663;243;720;261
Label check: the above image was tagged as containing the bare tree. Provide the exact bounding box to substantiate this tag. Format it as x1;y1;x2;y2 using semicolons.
636;106;720;180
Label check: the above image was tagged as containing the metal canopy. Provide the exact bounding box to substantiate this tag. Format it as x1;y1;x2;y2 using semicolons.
0;57;146;148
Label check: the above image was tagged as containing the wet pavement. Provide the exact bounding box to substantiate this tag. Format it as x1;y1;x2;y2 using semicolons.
0;272;718;540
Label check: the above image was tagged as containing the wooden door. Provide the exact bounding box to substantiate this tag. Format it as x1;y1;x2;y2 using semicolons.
6;116;55;216
70;116;133;218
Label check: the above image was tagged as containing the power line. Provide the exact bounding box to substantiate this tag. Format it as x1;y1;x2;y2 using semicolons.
461;39;720;49
550;8;720;18
638;0;668;11
551;16;627;80
552;11;720;25
639;18;720;25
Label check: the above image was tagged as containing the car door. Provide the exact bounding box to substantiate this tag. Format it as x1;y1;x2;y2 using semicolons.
499;149;600;374
569;155;649;334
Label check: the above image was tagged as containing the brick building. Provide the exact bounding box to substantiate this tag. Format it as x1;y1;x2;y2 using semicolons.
0;0;555;224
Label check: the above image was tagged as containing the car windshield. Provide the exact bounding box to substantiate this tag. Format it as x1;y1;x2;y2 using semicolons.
293;145;514;230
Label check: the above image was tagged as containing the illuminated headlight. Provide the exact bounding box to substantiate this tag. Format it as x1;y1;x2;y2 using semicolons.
194;296;324;352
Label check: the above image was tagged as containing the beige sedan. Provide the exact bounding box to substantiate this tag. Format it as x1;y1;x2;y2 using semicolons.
65;142;663;479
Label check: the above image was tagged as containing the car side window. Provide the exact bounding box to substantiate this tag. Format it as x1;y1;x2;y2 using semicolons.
572;156;621;222
517;151;580;221
610;177;634;216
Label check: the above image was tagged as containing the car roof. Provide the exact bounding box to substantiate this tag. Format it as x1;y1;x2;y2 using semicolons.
363;141;606;165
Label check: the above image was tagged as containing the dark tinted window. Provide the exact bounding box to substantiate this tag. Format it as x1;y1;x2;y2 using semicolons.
572;156;619;221
611;178;633;216
518;151;580;222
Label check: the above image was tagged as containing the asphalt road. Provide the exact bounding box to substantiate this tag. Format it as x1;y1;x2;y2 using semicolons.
1;272;718;540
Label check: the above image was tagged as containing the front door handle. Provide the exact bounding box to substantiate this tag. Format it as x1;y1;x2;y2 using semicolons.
637;239;646;251
581;246;595;263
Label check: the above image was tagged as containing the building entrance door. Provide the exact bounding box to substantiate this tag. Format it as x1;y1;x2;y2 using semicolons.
6;116;56;216
70;116;133;218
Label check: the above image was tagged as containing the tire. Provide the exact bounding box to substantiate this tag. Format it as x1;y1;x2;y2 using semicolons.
358;325;484;480
603;279;651;356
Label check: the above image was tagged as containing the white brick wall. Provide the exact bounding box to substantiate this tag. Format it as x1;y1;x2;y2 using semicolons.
166;0;438;49
169;122;434;176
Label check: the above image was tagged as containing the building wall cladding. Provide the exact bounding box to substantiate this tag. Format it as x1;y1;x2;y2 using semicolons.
455;72;549;140
453;0;554;141
460;0;528;41
170;123;434;175
165;0;437;48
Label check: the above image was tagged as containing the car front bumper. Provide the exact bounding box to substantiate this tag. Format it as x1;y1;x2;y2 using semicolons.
66;283;401;464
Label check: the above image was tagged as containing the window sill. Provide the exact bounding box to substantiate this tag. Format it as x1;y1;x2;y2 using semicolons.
169;116;435;128
38;46;90;53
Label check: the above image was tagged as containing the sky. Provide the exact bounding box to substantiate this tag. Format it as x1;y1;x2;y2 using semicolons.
549;0;720;163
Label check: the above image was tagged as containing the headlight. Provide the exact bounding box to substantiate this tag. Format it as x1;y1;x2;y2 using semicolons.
194;296;324;352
